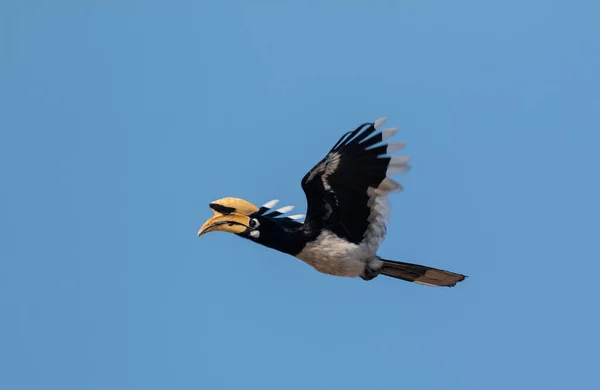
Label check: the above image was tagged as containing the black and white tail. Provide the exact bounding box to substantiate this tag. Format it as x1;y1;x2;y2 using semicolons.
379;259;467;287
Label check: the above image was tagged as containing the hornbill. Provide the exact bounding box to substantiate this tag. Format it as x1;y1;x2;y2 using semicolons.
198;118;466;287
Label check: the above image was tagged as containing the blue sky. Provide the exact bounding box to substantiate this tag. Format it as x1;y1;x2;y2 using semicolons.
1;1;599;389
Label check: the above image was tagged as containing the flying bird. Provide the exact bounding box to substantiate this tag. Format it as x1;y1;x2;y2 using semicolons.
198;118;466;287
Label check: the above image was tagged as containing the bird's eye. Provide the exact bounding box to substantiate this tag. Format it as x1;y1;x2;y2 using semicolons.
249;218;260;228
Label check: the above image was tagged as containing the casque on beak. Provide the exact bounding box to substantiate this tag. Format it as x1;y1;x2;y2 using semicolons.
197;197;260;237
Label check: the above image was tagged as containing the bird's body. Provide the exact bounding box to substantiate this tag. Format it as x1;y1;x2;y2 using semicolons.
198;117;466;287
296;230;380;277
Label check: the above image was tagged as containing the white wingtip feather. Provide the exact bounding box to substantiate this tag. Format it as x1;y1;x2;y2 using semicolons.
381;128;398;140
287;214;305;220
386;142;406;154
387;164;412;174
387;156;412;174
378;177;402;192
275;205;295;214
390;156;411;164
262;199;279;209
374;117;388;130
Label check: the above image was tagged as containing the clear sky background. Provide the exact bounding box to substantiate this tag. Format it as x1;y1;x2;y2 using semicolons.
1;1;599;389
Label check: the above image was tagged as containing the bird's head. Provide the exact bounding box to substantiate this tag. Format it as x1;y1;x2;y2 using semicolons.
197;197;305;252
197;197;264;239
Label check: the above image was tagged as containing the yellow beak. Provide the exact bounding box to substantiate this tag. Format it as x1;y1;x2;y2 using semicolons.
197;213;251;236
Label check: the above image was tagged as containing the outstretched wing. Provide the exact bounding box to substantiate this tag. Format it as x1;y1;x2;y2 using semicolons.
301;118;411;245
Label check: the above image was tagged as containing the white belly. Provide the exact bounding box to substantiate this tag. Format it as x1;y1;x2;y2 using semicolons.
295;231;380;277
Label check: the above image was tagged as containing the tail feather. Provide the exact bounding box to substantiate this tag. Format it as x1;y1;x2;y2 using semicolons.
379;259;466;287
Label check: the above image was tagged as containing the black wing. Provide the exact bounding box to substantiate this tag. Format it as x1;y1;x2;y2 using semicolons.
301;118;410;244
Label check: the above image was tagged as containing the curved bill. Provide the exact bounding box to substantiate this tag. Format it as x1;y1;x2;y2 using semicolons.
197;213;250;236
